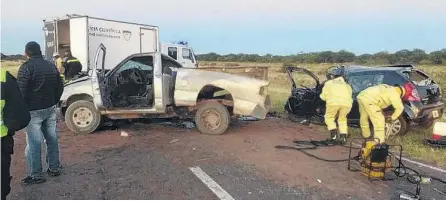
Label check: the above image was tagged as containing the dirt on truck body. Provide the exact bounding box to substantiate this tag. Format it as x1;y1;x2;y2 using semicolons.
58;44;270;136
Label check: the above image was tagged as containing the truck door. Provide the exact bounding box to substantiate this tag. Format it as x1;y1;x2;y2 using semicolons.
179;47;196;68
91;44;106;110
43;21;57;61
140;28;157;53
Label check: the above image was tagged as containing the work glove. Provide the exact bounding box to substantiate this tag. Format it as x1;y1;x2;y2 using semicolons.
385;116;393;123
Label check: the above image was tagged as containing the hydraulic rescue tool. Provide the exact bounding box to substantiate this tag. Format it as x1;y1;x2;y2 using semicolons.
347;121;402;180
347;137;402;180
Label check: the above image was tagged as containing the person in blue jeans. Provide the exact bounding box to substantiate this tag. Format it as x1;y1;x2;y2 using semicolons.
17;41;64;185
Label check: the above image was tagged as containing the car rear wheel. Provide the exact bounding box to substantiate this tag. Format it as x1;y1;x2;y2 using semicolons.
385;115;408;138
194;102;230;135
65;100;101;134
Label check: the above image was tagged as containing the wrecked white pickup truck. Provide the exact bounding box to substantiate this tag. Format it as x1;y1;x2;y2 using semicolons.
58;44;271;135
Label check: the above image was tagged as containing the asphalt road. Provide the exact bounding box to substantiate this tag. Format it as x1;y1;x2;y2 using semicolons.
7;119;446;200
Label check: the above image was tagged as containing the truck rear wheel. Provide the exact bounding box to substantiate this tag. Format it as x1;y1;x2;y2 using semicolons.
194;102;230;135
65;100;101;134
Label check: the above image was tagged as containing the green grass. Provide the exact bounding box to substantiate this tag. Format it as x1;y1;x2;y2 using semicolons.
1;60;24;77
3;59;446;167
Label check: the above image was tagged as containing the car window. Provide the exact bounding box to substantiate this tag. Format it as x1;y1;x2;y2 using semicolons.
168;47;178;60
289;69;318;89
182;48;191;60
118;56;153;73
162;55;183;69
403;70;435;86
348;74;384;94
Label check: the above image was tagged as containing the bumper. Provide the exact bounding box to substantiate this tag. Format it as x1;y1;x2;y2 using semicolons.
406;102;444;126
247;95;271;119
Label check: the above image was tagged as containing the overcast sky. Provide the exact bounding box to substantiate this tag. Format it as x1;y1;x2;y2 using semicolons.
1;0;446;55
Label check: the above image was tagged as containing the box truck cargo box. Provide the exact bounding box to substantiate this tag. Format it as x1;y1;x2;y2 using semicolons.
43;14;159;72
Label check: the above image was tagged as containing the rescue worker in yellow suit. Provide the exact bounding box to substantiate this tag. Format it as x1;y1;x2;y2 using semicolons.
320;67;353;144
356;84;405;144
53;52;65;82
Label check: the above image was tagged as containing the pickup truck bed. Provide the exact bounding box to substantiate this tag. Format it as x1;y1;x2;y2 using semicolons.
199;66;269;81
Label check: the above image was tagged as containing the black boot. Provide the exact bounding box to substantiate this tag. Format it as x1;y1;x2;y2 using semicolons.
328;129;338;141
339;134;347;145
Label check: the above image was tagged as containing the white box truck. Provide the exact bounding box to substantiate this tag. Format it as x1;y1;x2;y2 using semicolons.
43;14;198;70
43;14;159;72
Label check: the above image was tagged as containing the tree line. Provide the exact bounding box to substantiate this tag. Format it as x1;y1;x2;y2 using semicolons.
196;49;446;65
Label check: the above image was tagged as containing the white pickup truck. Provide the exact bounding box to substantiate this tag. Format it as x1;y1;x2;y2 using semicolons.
59;43;270;135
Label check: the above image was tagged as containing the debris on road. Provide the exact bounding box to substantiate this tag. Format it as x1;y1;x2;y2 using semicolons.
120;130;130;137
169;139;180;144
317;179;322;183
156;120;196;129
238;116;259;121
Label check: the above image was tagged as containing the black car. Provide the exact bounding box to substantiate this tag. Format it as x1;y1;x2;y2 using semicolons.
284;64;444;137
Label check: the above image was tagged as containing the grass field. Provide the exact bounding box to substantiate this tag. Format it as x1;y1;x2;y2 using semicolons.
2;59;446;167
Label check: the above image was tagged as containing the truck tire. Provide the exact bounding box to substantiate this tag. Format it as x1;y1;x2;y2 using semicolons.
65;100;101;134
194;102;230;135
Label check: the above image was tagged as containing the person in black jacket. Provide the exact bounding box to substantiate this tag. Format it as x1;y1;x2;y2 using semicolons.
1;69;31;200
62;49;82;80
16;41;64;185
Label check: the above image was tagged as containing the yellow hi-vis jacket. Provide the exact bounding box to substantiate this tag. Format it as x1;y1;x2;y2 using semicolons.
0;69;7;137
357;84;404;121
55;57;65;74
320;77;353;108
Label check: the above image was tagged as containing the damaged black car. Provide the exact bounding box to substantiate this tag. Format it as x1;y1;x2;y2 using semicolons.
284;65;444;137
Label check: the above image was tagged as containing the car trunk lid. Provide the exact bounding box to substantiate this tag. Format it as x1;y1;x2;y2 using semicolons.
403;69;442;105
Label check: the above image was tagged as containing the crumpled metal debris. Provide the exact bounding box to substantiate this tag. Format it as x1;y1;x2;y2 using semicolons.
238;116;259;121
169;139;180;144
157;121;196;129
120;130;130;137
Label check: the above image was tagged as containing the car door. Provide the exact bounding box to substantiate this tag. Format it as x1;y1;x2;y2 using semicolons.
285;67;320;90
345;72;385;122
285;67;323;117
91;43;106;110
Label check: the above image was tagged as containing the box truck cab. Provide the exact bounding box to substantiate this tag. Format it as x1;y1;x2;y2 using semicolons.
161;42;198;68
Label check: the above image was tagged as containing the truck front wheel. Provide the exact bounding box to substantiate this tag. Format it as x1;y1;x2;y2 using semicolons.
194;102;230;135
65;100;102;134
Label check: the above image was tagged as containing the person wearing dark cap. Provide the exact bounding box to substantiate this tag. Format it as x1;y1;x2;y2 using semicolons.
62;49;82;80
16;41;64;185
